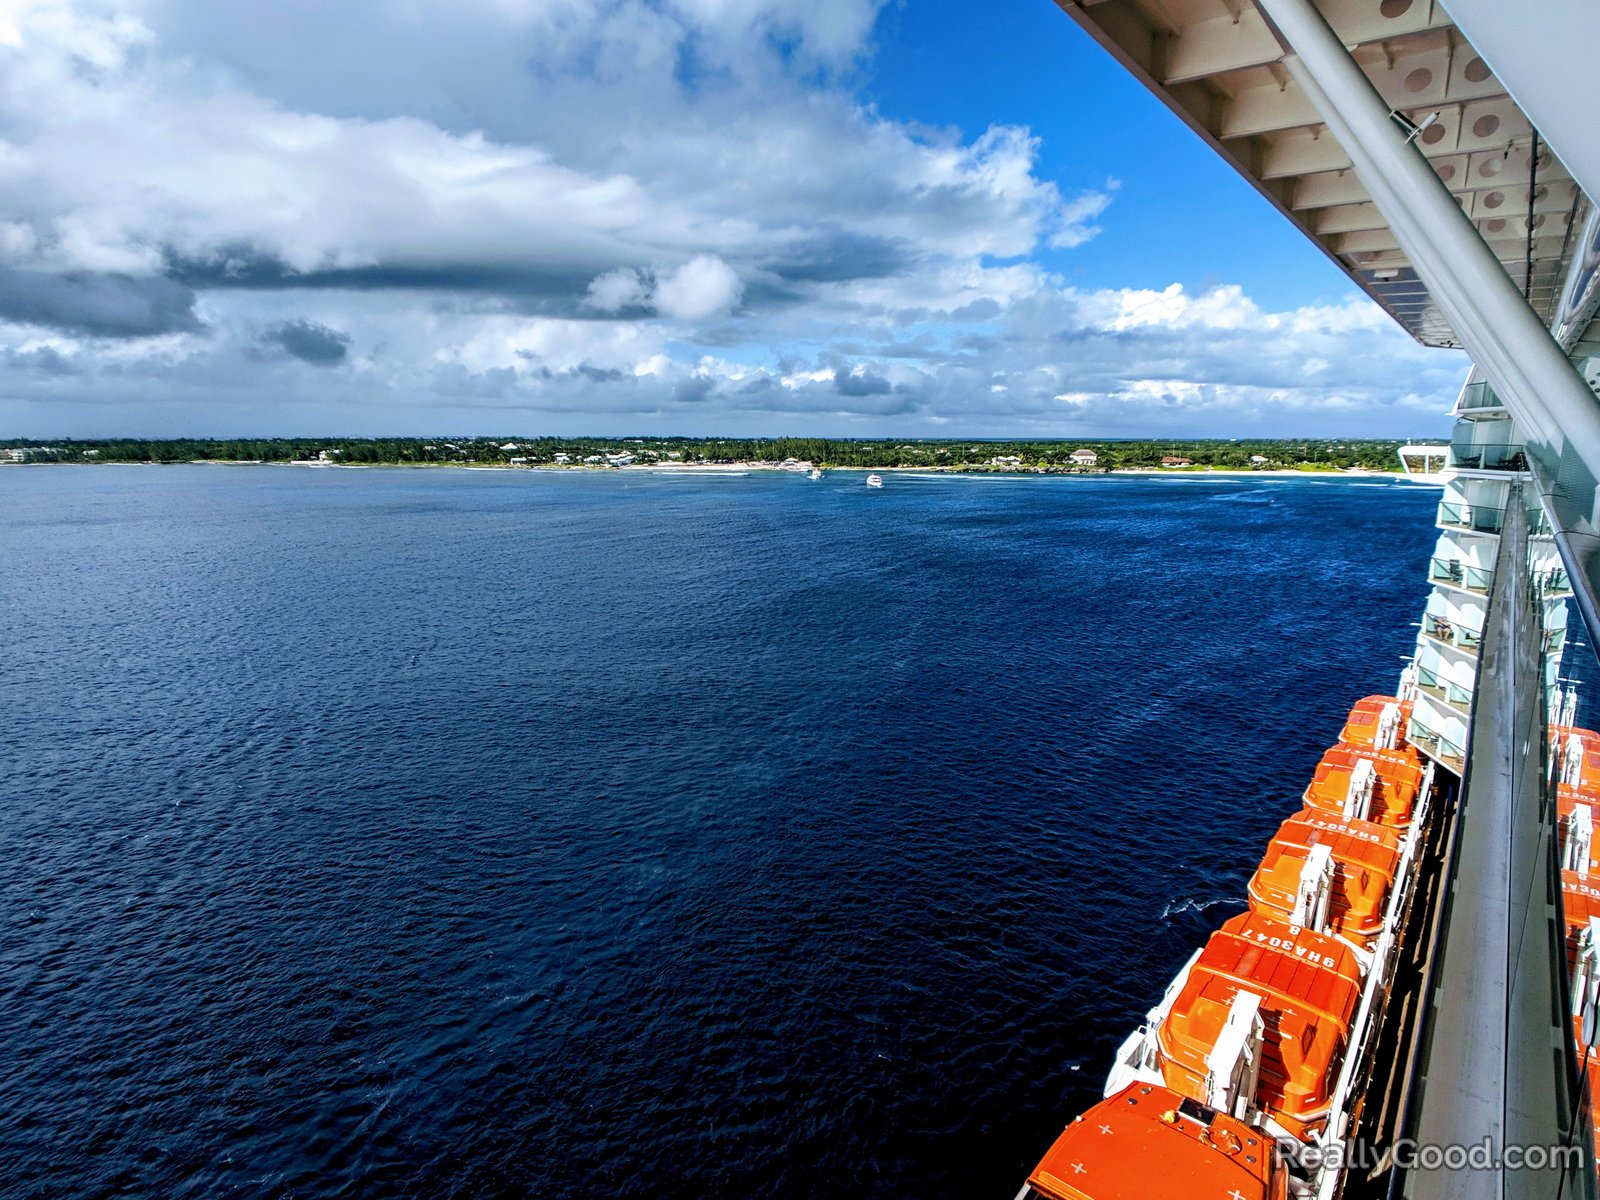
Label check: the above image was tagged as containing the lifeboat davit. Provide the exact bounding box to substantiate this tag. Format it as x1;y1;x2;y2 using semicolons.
1246;811;1402;949
1020;1082;1286;1200
1339;695;1412;751
1557;786;1600;876
1155;912;1363;1142
1303;743;1424;829
1553;726;1600;793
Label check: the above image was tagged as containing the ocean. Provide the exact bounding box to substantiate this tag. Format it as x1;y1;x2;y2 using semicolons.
1;465;1441;1199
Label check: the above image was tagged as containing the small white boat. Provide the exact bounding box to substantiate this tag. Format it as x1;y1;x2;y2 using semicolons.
809;468;822;481
866;473;884;488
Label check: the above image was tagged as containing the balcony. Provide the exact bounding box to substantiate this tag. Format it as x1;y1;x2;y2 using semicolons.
1534;566;1572;598
1451;381;1508;420
1437;501;1504;535
1415;667;1473;715
1422;612;1483;657
1447;443;1528;474
1429;556;1493;596
1408;718;1465;774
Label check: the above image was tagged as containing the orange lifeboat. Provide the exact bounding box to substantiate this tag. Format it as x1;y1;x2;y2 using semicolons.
1340;695;1412;750
1562;871;1600;964
1303;743;1424;829
1021;1083;1286;1200
1246;811;1402;948
1553;726;1600;794
1156;912;1363;1141
1560;870;1600;1161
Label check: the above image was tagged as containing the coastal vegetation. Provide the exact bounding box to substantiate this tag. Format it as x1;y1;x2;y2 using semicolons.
2;436;1412;472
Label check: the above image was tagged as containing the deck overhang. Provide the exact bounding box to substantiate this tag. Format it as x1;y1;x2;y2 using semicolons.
1054;0;1600;351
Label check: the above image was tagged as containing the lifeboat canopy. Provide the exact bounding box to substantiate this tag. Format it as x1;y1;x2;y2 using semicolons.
1247;811;1402;947
1303;743;1424;829
1340;695;1411;751
1021;1083;1285;1200
1156;912;1363;1142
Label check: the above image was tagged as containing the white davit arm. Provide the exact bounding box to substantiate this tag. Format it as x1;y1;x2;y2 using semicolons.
1292;843;1337;935
1564;803;1594;876
1344;757;1377;823
1204;990;1264;1120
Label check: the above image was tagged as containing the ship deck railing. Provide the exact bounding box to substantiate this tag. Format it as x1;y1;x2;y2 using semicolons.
1421;613;1483;657
1428;557;1493;596
1534;566;1574;598
1436;501;1504;536
1446;443;1530;474
1407;722;1466;775
1415;672;1473;715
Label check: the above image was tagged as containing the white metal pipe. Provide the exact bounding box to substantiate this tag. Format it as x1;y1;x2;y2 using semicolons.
1255;0;1600;476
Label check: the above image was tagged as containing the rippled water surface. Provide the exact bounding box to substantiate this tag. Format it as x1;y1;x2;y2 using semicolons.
1;465;1441;1198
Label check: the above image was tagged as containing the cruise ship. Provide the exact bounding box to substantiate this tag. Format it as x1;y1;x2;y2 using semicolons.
1014;1;1600;1197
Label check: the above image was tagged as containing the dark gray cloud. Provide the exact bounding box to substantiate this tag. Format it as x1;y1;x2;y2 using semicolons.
172;252;608;310
673;376;717;403
835;368;891;396
261;319;351;366
0;268;200;338
5;345;79;374
763;231;910;283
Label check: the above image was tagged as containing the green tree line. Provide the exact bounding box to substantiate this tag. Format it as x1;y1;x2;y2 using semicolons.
1;436;1412;472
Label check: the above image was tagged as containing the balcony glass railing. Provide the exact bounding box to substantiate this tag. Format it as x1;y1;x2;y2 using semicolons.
1415;667;1474;712
1429;556;1493;594
1453;381;1507;415
1408;718;1465;768
1534;566;1572;596
1437;501;1504;534
1447;443;1528;473
1422;611;1483;655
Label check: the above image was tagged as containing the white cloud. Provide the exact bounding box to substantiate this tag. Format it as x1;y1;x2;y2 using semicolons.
653;255;742;321
583;268;650;312
0;0;1464;439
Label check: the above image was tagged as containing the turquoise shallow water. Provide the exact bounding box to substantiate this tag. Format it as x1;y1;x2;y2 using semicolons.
0;465;1441;1198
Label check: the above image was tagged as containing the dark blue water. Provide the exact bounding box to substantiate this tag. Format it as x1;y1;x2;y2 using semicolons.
1;466;1439;1199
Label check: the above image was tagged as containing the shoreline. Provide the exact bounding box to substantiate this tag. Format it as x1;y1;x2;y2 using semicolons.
1;459;1419;480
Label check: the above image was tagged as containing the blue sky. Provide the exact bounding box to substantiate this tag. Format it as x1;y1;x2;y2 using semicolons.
0;0;1464;439
866;0;1352;308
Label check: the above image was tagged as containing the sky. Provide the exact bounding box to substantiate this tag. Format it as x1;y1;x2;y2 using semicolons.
0;0;1468;439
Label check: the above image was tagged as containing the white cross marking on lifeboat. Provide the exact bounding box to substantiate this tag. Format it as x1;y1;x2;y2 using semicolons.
1072;1163;1086;1175
1098;1123;1113;1135
1228;1189;1249;1200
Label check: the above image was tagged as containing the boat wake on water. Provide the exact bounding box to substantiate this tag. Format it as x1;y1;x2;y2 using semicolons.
1158;894;1234;922
1210;491;1276;505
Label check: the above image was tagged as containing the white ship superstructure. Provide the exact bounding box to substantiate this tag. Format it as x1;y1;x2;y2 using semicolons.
1014;2;1600;1197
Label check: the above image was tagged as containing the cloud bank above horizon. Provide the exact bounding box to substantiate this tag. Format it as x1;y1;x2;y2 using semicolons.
0;0;1464;437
